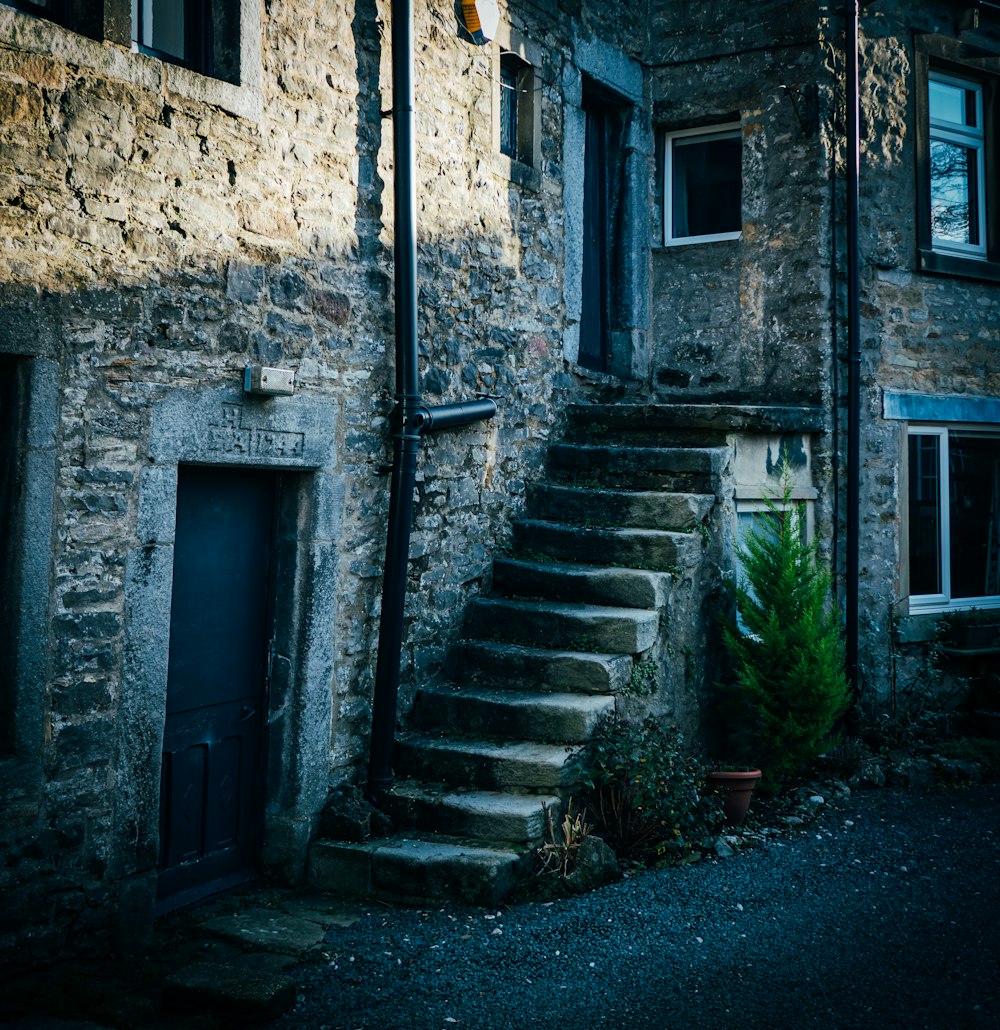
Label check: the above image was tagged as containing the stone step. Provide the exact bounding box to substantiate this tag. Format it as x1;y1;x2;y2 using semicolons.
465;596;659;653
380;781;562;844
565;401;826;435
512;520;702;572
395;733;578;792
450;640;633;695
547;443;727;492
528;482;715;531
410;685;615;742
308;833;525;906
492;557;673;610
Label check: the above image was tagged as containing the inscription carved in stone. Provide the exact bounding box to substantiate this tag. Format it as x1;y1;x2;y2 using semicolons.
206;404;305;459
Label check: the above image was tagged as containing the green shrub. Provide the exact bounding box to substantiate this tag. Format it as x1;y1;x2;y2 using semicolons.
721;481;851;790
936;737;1000;780
571;712;720;863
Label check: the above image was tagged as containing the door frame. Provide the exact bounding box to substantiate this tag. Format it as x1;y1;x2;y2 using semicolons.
562;39;650;382
113;386;343;923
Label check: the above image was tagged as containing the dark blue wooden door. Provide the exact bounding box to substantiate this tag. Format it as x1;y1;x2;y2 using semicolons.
157;465;277;911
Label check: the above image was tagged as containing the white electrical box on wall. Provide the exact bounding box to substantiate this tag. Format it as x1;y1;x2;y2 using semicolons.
244;365;295;396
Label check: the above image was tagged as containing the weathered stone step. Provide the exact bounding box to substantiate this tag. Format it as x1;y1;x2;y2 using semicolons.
465;596;659;653
410;685;615;742
492;557;673;610
565;402;826;435
449;641;632;695
547;443;726;492
308;833;525;906
380;781;561;844
528;482;714;531
395;733;578;792
513;520;702;572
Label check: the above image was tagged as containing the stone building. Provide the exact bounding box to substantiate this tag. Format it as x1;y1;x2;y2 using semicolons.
1;0;998;960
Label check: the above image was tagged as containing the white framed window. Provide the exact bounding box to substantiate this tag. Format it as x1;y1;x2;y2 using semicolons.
907;426;1000;612
664;122;742;246
1;0;261;118
928;71;987;259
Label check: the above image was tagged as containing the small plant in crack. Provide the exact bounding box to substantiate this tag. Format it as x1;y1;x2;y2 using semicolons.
625;656;657;697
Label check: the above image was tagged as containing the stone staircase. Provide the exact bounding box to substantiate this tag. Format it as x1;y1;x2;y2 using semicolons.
308;404;731;906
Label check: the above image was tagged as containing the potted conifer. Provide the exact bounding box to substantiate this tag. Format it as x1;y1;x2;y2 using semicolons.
718;478;850;793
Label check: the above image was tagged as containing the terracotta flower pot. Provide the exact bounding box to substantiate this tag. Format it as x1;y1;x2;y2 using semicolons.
706;768;762;827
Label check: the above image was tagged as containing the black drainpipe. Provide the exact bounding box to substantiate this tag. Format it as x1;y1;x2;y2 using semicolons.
366;0;497;805
845;0;862;695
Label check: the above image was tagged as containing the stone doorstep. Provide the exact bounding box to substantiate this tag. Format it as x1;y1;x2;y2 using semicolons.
199;907;328;959
308;835;526;907
161;960;296;1022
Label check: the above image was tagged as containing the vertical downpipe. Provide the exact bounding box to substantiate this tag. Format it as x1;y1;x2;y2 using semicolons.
845;0;862;694
367;0;420;804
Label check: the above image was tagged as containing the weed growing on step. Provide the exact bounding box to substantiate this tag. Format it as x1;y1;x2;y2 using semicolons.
536;799;591;878
570;712;721;864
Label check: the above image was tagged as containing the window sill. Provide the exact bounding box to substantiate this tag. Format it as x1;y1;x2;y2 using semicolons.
652;237;741;254
917;248;1000;283
493;154;540;193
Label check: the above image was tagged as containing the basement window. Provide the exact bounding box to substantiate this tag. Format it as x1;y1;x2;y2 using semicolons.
907;427;1000;612
664;122;742;246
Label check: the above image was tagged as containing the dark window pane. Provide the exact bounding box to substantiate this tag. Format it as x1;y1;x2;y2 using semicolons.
140;0;186;60
671;134;741;239
500;59;517;160
908;435;942;596
930;139;979;247
949;434;1000;599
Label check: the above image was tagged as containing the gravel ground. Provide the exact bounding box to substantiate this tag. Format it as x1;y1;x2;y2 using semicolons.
274;785;1000;1030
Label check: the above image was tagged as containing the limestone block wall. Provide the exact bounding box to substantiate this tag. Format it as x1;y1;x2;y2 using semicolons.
647;0;834;407
0;0;648;959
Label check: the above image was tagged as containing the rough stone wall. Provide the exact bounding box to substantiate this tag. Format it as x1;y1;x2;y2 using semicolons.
0;0;648;961
647;1;834;407
850;2;1000;709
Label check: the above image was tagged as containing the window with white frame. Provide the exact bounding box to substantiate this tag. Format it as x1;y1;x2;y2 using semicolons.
928;71;987;259
908;427;1000;611
915;36;1000;282
664;122;742;246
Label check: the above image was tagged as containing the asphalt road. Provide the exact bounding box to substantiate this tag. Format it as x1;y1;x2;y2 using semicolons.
274;785;1000;1030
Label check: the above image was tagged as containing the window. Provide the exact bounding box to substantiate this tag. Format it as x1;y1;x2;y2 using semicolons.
908;427;1000;611
915;36;1000;282
928;72;986;258
133;0;239;81
664;123;742;246
492;29;540;184
499;52;530;162
2;0;101;38
3;0;240;83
